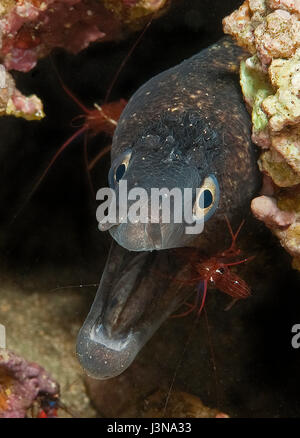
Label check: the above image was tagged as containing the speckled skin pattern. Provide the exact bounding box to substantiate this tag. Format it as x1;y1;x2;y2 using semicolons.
76;37;262;380
109;36;261;251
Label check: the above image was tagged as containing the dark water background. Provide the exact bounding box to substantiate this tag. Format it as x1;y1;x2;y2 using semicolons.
0;0;300;417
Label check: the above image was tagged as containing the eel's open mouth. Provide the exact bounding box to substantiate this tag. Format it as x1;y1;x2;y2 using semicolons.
76;240;191;379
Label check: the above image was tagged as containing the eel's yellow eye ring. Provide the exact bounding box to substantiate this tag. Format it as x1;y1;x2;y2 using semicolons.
193;174;220;222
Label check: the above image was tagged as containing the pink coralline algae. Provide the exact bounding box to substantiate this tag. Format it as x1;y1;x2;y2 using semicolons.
0;0;167;73
223;1;300;70
0;0;168;120
0;64;44;119
1;0;113;73
251;195;296;227
0;348;59;418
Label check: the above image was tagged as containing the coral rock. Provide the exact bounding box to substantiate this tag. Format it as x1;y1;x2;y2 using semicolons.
268;0;300;14
271;126;300;173
0;64;44;119
262;50;300;131
254;9;300;67
143;389;228;418
0;348;59;418
224;0;300;270
0;0;168;120
258;148;300;187
251;194;296;227
223;1;258;54
275;223;300;257
0;0;168;73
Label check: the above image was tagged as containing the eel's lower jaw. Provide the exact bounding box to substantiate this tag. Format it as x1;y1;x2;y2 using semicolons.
76;321;141;380
76;241;185;380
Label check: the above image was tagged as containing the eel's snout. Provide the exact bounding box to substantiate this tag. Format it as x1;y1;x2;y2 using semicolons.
109;222;162;251
77;317;140;379
77;241;187;379
109;219;200;252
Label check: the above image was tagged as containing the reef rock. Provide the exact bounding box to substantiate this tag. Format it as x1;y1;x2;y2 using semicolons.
0;0;167;73
0;64;44;119
0;348;59;418
0;0;168;120
85;359;228;418
223;0;300;270
251;195;296;227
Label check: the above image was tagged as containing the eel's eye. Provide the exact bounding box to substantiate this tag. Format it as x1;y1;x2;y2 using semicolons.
199;189;213;209
115;163;126;182
108;149;132;188
193;174;220;222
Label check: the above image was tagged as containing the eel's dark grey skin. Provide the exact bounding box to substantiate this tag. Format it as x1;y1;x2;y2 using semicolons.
76;37;261;379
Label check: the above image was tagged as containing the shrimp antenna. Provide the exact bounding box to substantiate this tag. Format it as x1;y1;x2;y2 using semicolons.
163;281;207;416
49;56;92;115
88;144;111;171
10;125;87;225
104;17;153;103
48;282;98;293
225;215;245;242
162;316;199;417
223;215;245;255
11;17;153;225
203;308;220;409
83;130;95;200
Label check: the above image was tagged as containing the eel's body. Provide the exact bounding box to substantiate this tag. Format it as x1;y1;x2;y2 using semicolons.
76;37;261;379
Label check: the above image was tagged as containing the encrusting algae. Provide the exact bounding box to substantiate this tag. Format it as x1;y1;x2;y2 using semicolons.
223;0;300;269
0;0;168;121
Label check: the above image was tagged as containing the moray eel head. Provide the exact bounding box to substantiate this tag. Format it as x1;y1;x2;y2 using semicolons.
99;127;220;251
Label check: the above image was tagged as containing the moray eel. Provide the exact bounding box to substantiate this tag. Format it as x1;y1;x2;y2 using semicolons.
76;37;261;379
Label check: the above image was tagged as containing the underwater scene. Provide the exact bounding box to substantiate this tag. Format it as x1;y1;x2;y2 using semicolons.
0;0;300;420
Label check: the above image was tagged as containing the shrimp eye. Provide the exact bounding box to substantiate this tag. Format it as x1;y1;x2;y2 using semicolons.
193;174;220;222
108;148;132;188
